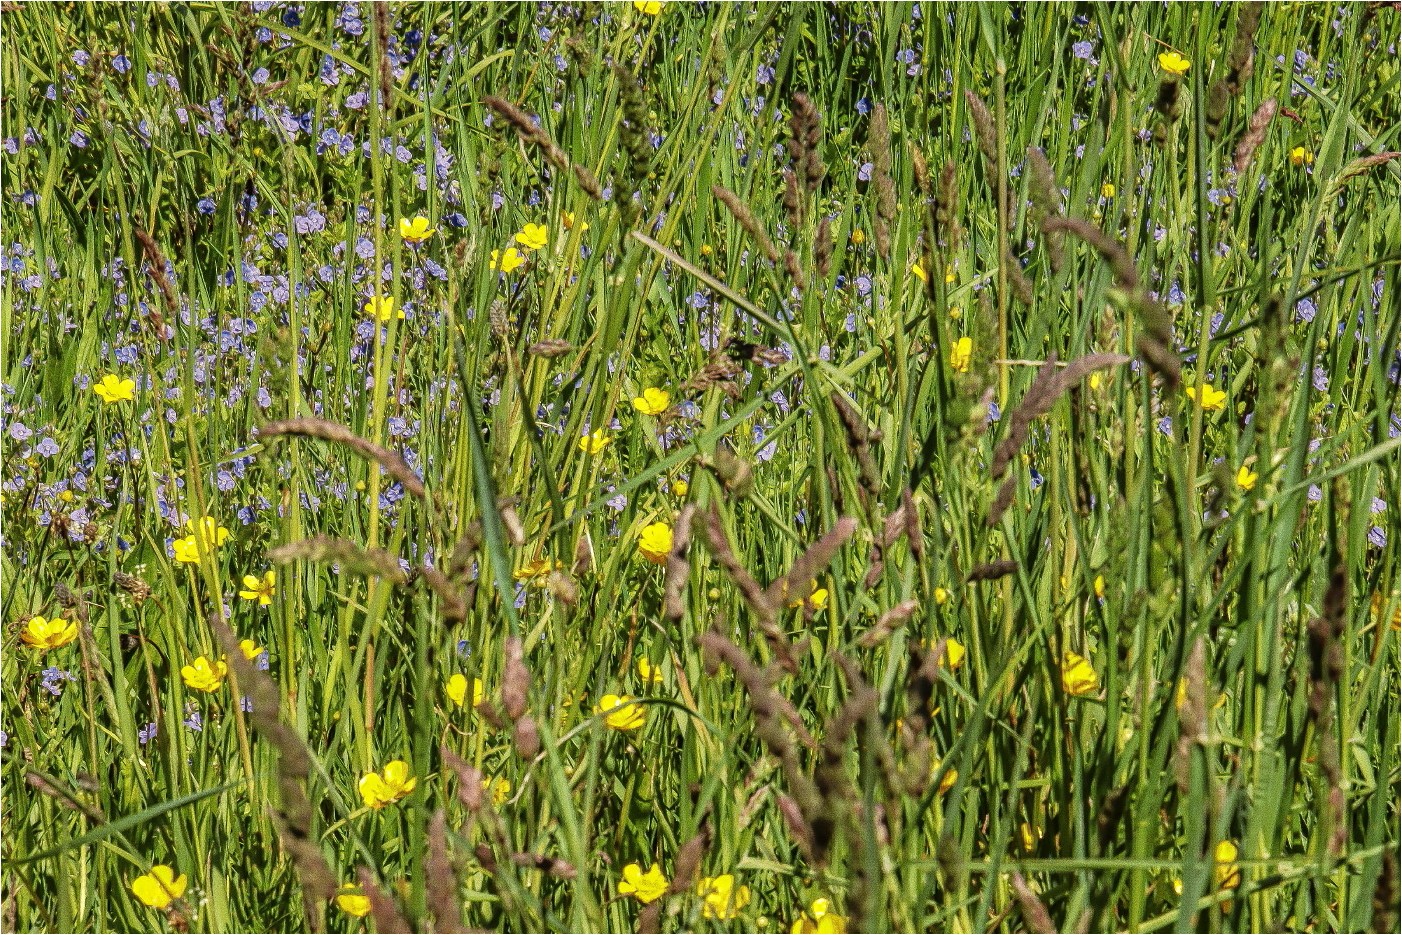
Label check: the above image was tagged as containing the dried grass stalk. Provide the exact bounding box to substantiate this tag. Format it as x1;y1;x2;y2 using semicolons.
268;535;409;585
426;809;465;933
858;600;920;647
764;516;858;610
1040;219;1180;386
992;354;1130;480
502;636;529;721
669;823;711;894
484;94;569;172
1231;98;1277;175
259;418;425;500
419;565;467;621
358;867;411;934
132;228;179;314
664;504;695;620
964;91;997;167
1010;873;1056;934
712;184;780;263
206;611;338;914
966;560;1018;582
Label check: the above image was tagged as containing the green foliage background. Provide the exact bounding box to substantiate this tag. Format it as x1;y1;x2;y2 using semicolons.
1;2;1398;932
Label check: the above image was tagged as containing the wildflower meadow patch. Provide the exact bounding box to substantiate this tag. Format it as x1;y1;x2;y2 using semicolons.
1;2;1399;933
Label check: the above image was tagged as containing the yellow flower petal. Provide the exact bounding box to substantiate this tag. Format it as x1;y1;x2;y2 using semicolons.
595;693;647;731
131;865;187;909
637;522;673;564
335;884;372;918
631;387;671;416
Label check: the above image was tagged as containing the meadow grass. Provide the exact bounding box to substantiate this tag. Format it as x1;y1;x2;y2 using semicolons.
1;2;1399;932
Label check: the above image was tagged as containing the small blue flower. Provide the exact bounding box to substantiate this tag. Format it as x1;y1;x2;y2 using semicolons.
40;667;74;697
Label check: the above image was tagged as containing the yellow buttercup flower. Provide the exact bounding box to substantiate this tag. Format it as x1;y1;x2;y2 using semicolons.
398;215;436;244
1186;383;1227;411
1235;465;1258;491
514;223;548;251
239;571;276;605
1175;680;1228;712
514;557;560;584
358;760;417;809
785;578;828;612
1289;146;1314;167
849;228;866;246
1101;182;1116;199
633;0;664;14
1214;840;1241;890
187;516;231;548
562;210;589;232
595;693;647;731
131;865;187;910
672;478;689;497
578;429;612;454
1094;574;1105;599
1158;51;1191;76
239;639;266;661
19;615;78;651
792;897;846;934
949;336;973;373
911;261;928;283
172;536;202;564
637;522;673;564
632;387;671;415
698;874;751;920
933;586;950;606
181;655;228;693
173;516;230;565
637;655;664;684
490;247;525;272
335;884;372;918
942;637;965;671
1172;839;1242;898
1061;650;1099;697
618;862;669;903
445;674;485;709
482;776;512;806
93;374;136;405
364;295;402;322
930;757;959;794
